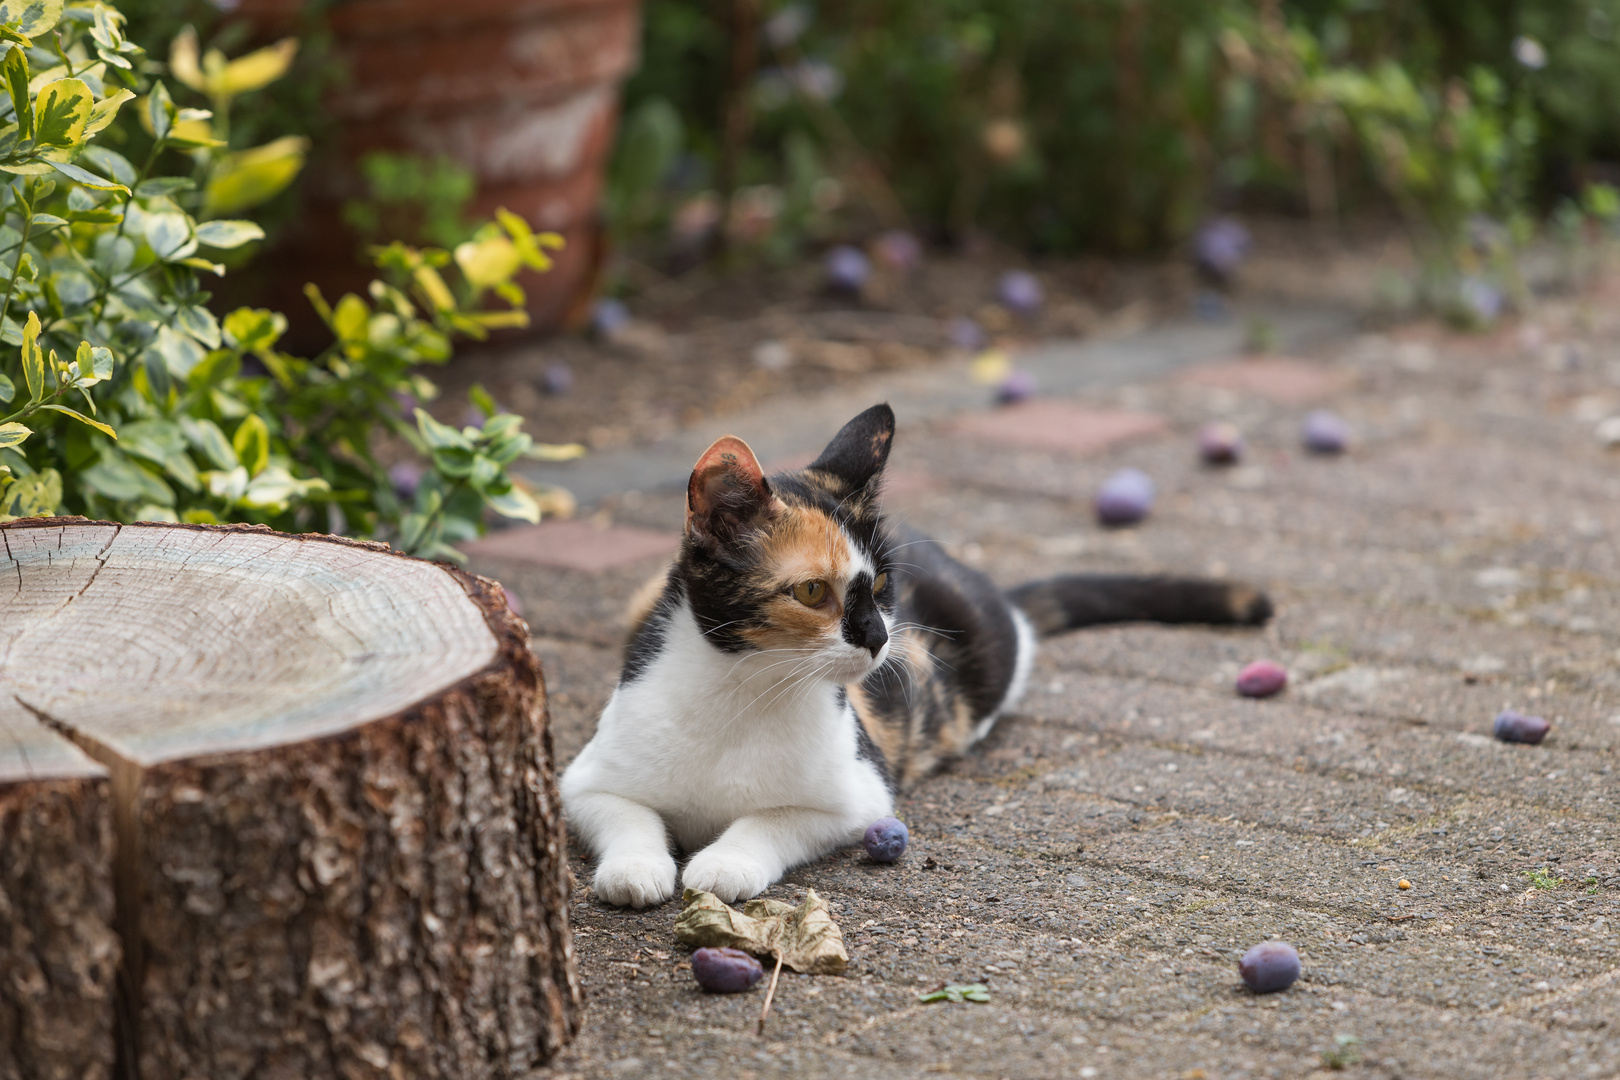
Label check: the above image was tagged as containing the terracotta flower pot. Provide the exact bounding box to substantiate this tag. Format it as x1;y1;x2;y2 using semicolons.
233;0;640;342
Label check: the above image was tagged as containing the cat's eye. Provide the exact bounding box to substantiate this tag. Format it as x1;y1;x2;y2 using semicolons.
872;572;888;595
793;580;828;607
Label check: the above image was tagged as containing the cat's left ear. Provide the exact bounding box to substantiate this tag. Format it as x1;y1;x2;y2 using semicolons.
808;403;895;494
687;434;773;546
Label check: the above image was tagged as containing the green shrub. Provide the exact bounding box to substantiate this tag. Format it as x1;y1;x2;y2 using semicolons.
0;3;568;562
618;0;1620;257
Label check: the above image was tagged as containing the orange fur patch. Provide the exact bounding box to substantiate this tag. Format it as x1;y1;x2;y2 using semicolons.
738;505;860;651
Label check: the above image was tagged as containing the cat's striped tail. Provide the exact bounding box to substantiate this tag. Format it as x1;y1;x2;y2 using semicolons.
1005;574;1272;636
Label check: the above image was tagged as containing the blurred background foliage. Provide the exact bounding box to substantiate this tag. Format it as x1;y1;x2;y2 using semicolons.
607;0;1620;267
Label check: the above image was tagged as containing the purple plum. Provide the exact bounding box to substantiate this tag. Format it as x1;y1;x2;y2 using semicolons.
542;362;574;396
996;370;1037;405
691;947;765;993
1493;710;1550;745
1459;277;1503;324
1302;409;1349;454
1094;468;1155;526
998;270;1043;314
1198;421;1245;465
825;245;871;292
1239;941;1300;993
1236;660;1287;698
592;297;631;338
389;461;423;500
863;817;909;862
873;230;922;271
1193;217;1251;282
948;316;986;351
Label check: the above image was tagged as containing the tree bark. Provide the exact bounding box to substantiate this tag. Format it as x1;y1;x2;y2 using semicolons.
0;518;580;1080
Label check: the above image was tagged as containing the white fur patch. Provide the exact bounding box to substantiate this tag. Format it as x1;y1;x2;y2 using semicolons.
560;601;894;905
971;606;1038;744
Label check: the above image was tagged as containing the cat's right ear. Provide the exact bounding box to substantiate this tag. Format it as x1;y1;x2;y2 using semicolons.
686;435;773;546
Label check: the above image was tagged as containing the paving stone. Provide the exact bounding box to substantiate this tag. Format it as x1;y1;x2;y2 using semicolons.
1178;356;1349;403
461;517;677;572
508;314;1620;1079
950;401;1169;455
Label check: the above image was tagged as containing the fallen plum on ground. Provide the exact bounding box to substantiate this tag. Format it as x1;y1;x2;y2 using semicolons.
1238;941;1300;993
825;245;871;292
1198;421;1245;464
1236;660;1287;698
1493;709;1550;744
691;947;764;993
863;817;909;862
1302;409;1350;454
1094;468;1155;525
999;269;1043;313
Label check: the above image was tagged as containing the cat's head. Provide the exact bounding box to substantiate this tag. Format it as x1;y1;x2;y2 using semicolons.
677;403;897;682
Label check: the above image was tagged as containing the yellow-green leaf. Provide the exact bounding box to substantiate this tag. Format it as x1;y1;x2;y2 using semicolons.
21;310;42;402
0;421;29;448
2;45;30;142
168;25;204;92
412;265;456;312
484;484;540;523
331;293;368;342
0;0;61;38
193;219;264;248
453;233;522;291
231;414;268;477
84;87;134;136
218;38;297;96
40;403;115;438
34;77;91;160
203;136;307;216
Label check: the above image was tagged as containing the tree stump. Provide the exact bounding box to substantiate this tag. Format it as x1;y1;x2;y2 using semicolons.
0;518;580;1080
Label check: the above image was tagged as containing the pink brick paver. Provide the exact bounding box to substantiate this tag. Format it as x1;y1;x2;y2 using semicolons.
1178;356;1346;403
953;401;1168;455
459;519;678;573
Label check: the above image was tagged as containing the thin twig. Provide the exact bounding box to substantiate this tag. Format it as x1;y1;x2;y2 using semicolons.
757;953;784;1036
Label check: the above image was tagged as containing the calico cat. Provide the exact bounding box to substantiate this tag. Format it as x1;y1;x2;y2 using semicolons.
559;404;1271;907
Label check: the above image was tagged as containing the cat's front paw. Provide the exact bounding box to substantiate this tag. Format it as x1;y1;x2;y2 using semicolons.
593;853;678;908
682;848;774;902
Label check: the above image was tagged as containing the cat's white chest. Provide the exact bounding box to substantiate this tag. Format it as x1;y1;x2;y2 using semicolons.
563;607;891;849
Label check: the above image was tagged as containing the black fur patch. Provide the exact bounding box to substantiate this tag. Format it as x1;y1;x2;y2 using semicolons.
1007;575;1273;635
843;687;896;793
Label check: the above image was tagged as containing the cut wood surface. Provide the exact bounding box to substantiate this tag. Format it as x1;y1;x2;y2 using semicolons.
0;518;580;1080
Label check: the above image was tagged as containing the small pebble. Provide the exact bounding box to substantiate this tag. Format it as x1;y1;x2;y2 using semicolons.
863;817;909;862
542;362;574;396
1238;941;1300;994
1235;660;1287;698
825;245;871;292
1397;878;1412;890
998;270;1043;314
752;340;794;371
1094;468;1154;526
1493;709;1550;745
995;370;1037;405
1197;421;1244;465
1302;409;1349;454
691;947;764;993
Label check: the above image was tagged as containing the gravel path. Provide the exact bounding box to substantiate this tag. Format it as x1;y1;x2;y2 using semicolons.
474;299;1620;1079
